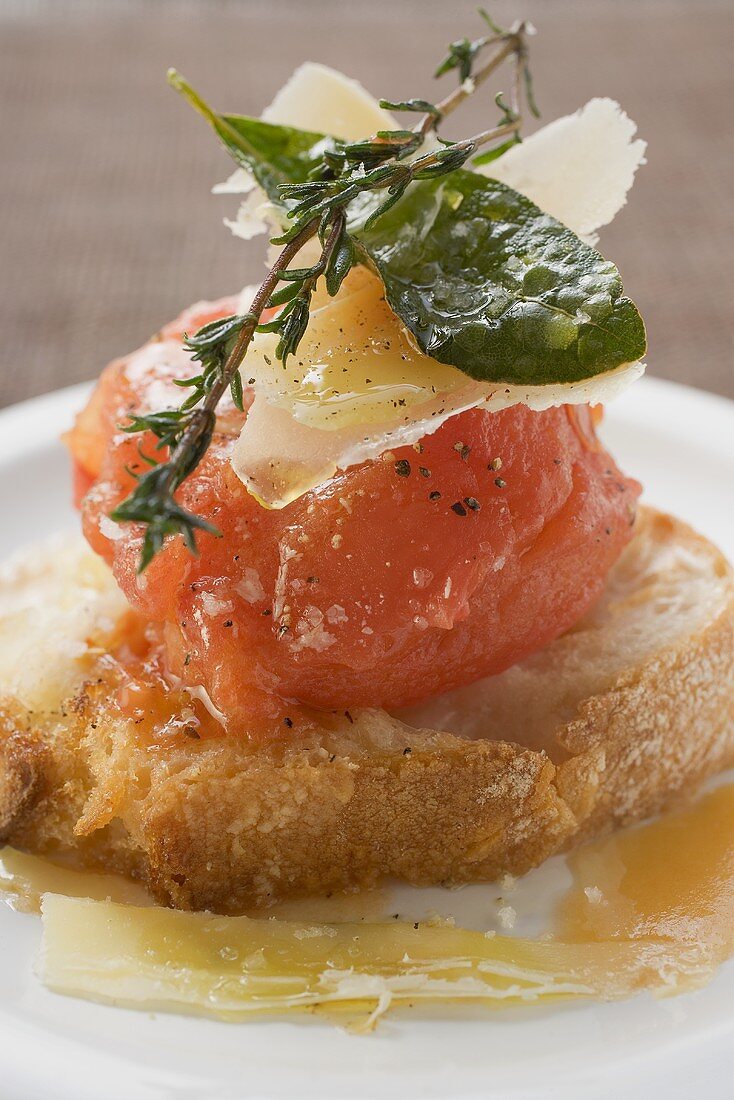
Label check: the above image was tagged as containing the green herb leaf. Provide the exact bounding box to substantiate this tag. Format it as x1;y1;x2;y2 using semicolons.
325;220;355;297
435;38;480;82
182;313;252;410
354;171;646;385
120;410;184;448
379;98;442;120
111;458;221;572
219;116;328;198
168;71;327;201
472;136;519;166
478;8;504;35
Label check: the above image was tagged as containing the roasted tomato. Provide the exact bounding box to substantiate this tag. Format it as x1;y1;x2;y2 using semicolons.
68;297;640;732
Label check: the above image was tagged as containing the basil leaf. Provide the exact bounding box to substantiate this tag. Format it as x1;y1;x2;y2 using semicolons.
218;115;328;198
169;72;328;198
472;137;519;167
354;171;646;384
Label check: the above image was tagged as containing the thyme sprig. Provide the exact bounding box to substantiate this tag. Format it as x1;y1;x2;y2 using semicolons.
111;218;320;569
112;12;538;570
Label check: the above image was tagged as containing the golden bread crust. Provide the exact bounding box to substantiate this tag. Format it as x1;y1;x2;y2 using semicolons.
2;507;734;911
0;711;45;837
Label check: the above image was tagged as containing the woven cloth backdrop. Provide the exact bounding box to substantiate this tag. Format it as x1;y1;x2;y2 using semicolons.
0;0;732;407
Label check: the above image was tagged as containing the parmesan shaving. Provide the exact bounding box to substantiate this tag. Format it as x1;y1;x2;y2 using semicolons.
223;190;274;241
262;61;396;140
486;98;646;244
216;63;395;241
212;166;257;196
39;894;713;1027
231;269;643;507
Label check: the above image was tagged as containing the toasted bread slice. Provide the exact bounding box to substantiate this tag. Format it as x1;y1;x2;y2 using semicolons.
1;507;733;912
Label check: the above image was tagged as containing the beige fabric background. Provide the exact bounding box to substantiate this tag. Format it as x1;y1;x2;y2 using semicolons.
0;0;732;408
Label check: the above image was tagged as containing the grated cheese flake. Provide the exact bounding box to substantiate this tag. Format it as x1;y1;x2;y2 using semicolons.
486;98;646;245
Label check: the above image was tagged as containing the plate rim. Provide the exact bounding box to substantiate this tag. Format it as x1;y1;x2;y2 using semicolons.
1;374;734;1100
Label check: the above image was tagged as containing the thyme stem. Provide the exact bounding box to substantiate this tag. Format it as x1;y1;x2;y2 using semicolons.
173;216;317;474
422;34;521;135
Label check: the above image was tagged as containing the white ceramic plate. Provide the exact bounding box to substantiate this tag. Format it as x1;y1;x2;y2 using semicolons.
1;376;733;1100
